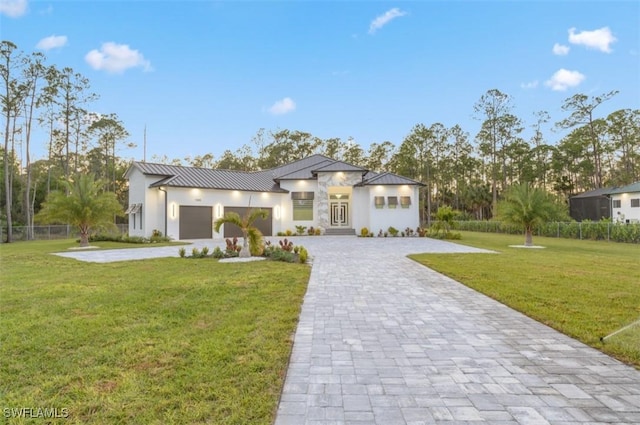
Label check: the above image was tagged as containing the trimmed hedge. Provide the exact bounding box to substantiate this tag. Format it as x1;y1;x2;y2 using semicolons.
454;220;640;244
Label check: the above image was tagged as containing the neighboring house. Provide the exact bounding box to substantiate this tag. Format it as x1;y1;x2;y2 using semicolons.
569;187;612;221
569;181;640;223
124;154;424;240
609;181;640;224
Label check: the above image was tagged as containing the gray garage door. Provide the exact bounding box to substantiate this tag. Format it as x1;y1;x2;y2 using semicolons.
179;206;212;239
223;207;272;238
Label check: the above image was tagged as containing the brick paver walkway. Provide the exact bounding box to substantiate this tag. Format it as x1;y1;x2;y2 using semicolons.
272;237;640;425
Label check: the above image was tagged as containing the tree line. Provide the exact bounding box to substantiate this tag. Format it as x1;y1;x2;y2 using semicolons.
2;40;639;242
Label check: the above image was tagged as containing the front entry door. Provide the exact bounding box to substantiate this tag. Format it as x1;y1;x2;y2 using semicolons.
330;201;349;227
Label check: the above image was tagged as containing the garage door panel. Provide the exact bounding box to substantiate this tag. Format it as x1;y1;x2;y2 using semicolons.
179;206;212;239
223;207;272;237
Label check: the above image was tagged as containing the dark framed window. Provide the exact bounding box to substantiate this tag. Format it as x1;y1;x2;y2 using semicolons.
612;200;621;208
631;198;640;208
374;196;385;208
400;196;411;208
387;196;398;209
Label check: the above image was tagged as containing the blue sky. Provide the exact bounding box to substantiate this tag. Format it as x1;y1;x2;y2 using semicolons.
2;0;639;162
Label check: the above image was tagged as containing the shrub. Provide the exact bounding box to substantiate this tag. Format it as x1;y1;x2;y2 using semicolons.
360;227;370;237
299;247;308;263
295;225;307;236
212;247;224;258
285;229;293;236
191;247;201;258
387;226;399;237
201;246;210;256
178;247;186;258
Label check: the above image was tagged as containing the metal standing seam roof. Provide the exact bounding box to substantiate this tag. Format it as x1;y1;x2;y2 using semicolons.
131;162;286;193
607;181;640;195
571;187;615;199
128;154;424;191
571;182;640;198
358;171;425;186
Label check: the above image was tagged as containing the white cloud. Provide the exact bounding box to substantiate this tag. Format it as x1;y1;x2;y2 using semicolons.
85;42;152;74
0;0;27;17
369;8;407;34
544;68;586;91
268;97;296;115
568;27;617;53
520;80;539;89
552;43;570;56
36;35;68;51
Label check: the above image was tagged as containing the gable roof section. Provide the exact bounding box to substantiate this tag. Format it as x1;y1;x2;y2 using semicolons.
273;154;367;180
127;162;286;193
358;171;425;186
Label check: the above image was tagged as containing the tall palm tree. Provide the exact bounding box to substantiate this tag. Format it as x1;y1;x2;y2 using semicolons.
36;174;123;247
498;183;564;246
214;208;268;257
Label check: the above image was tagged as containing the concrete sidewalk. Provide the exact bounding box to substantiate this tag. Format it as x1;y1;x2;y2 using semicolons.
273;237;640;425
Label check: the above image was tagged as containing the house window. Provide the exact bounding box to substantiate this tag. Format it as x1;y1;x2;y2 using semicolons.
631;198;640;208
387;196;398;209
612;200;621;208
292;192;314;220
127;204;142;229
400;196;411;208
374;196;385;209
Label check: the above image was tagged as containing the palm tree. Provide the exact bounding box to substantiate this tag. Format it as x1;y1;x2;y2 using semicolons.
214;208;268;257
498;183;565;246
36;174;123;247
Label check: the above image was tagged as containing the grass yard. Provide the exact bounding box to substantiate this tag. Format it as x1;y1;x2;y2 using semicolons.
0;239;310;424
411;231;640;368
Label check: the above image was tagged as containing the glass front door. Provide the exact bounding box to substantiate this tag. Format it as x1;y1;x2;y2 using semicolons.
329;193;350;228
330;201;349;227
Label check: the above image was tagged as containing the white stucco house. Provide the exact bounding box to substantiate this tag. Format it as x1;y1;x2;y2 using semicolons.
124;154;424;240
609;181;640;224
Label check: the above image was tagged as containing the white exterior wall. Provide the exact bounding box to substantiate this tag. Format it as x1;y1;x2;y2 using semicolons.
127;168;164;237
367;185;420;235
164;188;287;240
351;187;370;232
278;180;320;233
611;192;640;223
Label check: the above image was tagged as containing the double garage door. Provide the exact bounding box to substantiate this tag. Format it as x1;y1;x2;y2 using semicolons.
178;206;272;239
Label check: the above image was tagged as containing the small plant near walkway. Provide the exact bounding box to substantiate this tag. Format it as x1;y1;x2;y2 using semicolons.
264;240;309;263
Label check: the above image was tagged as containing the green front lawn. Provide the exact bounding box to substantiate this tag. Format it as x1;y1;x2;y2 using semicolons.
411;231;640;368
1;240;310;424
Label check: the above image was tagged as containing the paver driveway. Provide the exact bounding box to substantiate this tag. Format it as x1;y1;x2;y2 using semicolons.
272;237;640;425
57;236;640;424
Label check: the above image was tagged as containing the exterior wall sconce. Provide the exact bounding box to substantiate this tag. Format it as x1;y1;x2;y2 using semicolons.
274;205;281;220
215;203;223;219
